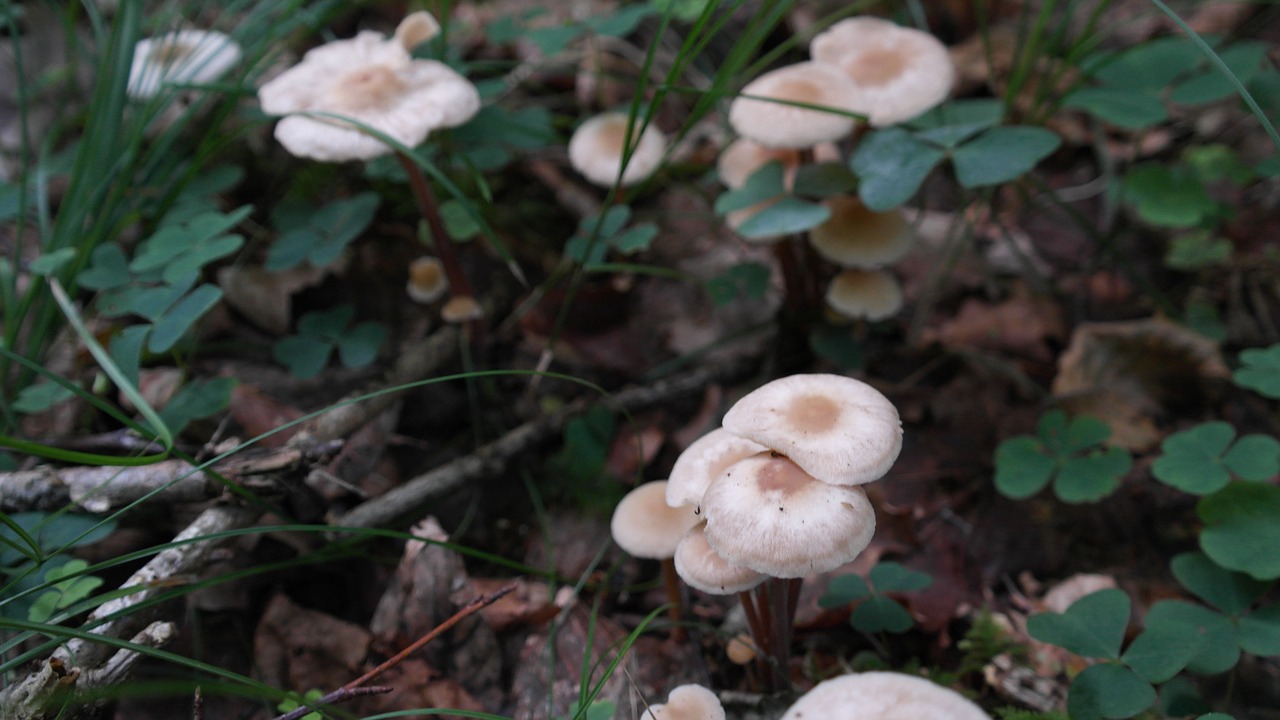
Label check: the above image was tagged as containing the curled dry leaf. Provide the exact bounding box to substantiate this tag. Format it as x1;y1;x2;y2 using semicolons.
1052;317;1230;451
920;282;1065;362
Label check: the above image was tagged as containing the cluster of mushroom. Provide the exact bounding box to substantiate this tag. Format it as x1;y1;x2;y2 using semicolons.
721;17;954;321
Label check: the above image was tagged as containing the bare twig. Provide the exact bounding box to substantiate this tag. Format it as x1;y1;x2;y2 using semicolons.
271;686;394;720
334;357;755;530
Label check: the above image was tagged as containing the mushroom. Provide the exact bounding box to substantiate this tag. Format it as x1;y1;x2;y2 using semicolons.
720;373;902;486
440;295;484;324
642;683;726;720
728;62;864;148
611;481;701;641
808;196;914;269
611;481;700;560
394;10;441;52
717;139;802;190
810;17;955;127
128;29;242;99
780;671;992;720
666;428;768;509
568;111;668;188
673;522;765;595
257;19;479;162
825;268;904;322
406;255;448;304
699;452;876;578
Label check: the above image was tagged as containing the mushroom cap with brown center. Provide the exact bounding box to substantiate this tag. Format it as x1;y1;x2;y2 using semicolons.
128;29;242;99
809;196;914;268
667;428;769;509
642;683;726;720
258;30;479;161
568;112;668;187
810;17;954;127
721;374;902;486
700;453;875;577
611;481;701;560
826;268;904;321
780;671;992;720
406;255;448;303
674;522;765;594
728;62;864;148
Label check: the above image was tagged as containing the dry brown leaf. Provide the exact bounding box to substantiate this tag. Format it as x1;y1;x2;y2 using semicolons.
217;262;337;335
254;593;371;693
1052;317;1229;451
921;283;1065;362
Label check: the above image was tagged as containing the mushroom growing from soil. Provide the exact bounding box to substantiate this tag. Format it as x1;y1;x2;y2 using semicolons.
406;255;448;304
128;29;242;100
825;268;905;322
611;481;701;640
728;62;864;148
810;17;955;127
642;683;726;720
780;671;992;720
257;11;483;328
720;373;903;486
568;111;668;188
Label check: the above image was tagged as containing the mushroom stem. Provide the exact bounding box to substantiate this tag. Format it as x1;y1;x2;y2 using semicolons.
739;589;767;657
660;557;686;642
395;152;481;329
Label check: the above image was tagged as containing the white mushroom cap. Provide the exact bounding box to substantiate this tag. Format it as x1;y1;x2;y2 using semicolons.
568;112;668;187
406;255;448;303
809;196;914;268
701;453;875;577
810;17;955;127
781;671;993;720
674;522;765;594
728;62;864;148
611;481;701;560
259;30;480;161
642;684;726;720
395;11;441;51
667;428;769;508
826;268;904;321
721;374;902;486
717;139;801;190
128;29;242;99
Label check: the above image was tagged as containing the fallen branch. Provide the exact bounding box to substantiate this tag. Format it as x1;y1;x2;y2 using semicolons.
0;504;261;718
334;357;755;530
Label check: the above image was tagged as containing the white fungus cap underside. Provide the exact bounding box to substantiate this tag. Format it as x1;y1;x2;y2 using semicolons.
674;523;764;594
721;374;902;486
701;454;875;577
642;684;726;720
128;29;242;99
780;671;993;720
259;31;479;161
666;428;769;508
611;481;700;559
827;269;904;321
809;196;913;268
728;62;863;148
810;18;954;127
568;112;667;187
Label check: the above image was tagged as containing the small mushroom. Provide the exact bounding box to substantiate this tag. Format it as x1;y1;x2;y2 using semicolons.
128;29;242;99
666;428;768;509
780;671;992;720
825;268;904;321
394;10;441;52
610;481;700;560
810;17;955;127
642;683;726;720
728;62;864;148
720;373;902;486
673;522;765;595
568;111;668;188
699;452;875;577
440;295;484;324
406;255;448;304
809;196;914;269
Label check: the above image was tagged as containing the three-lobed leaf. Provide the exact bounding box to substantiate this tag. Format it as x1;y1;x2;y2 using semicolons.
1027;588;1130;659
1198;481;1280;580
1234;345;1280;398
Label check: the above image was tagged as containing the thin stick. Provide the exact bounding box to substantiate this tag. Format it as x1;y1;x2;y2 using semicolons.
272;686;395;720
738;589;766;656
344;582;517;690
